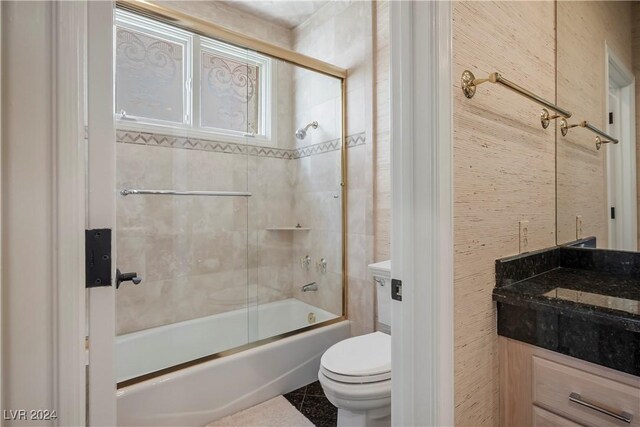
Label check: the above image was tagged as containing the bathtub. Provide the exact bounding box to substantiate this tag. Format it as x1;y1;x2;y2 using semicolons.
116;298;350;426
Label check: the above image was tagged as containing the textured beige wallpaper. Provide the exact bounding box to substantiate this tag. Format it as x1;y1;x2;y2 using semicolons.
556;1;632;247
453;2;556;425
453;1;634;425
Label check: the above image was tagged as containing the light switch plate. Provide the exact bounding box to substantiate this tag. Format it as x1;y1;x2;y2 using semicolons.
519;221;529;253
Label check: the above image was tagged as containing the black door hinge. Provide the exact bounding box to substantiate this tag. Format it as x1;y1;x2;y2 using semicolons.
391;279;402;301
611;207;616;220
609;112;614;125
85;228;112;288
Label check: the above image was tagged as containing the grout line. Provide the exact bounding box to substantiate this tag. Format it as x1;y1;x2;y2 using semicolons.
299;389;306;411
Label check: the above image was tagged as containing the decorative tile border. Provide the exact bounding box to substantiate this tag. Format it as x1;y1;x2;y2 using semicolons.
115;129;365;160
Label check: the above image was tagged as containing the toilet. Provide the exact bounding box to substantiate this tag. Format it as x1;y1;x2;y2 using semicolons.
318;260;391;427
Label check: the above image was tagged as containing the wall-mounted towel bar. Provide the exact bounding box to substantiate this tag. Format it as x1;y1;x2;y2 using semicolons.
120;189;252;197
560;119;619;150
461;70;572;129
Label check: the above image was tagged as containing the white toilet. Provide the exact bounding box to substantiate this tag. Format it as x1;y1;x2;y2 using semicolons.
318;260;392;427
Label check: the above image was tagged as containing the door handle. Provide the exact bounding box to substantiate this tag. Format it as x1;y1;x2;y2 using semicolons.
116;268;142;289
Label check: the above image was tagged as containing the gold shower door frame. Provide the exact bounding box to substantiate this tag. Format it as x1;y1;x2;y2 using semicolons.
115;0;349;389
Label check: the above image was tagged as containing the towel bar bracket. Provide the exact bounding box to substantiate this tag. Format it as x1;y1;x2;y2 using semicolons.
540;108;563;129
461;70;481;99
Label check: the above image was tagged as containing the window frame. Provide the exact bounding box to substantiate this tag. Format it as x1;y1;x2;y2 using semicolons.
115;10;192;128
114;9;275;145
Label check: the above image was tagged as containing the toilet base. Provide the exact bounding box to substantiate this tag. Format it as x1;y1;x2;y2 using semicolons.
337;408;391;427
318;368;391;427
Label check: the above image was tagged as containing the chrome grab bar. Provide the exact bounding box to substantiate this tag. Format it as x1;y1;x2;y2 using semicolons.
120;189;252;197
569;392;632;423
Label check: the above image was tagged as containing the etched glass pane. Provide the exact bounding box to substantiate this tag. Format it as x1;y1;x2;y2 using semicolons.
116;27;184;123
201;51;259;134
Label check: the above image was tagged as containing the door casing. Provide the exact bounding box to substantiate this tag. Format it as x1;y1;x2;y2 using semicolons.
605;44;637;251
51;1;458;424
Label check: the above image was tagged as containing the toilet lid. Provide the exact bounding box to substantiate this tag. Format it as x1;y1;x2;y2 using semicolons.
321;332;391;378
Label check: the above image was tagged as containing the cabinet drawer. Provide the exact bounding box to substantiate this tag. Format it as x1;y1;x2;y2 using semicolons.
533;356;640;427
533;406;583;427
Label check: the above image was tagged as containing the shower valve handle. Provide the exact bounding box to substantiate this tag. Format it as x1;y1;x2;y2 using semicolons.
116;268;142;289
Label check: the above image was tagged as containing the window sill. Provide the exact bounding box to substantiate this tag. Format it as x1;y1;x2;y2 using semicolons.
115;120;274;147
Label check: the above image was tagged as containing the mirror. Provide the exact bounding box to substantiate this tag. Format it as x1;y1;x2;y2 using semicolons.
556;2;639;251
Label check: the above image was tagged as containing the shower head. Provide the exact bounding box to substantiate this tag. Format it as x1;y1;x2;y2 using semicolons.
295;121;318;140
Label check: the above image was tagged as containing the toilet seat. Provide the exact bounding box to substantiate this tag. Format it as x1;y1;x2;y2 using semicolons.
320;365;390;384
320;332;391;384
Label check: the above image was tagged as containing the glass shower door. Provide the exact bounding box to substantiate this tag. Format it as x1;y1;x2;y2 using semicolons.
113;11;254;383
250;60;344;342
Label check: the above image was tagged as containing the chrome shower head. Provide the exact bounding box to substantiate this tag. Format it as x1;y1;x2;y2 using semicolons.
295;121;318;140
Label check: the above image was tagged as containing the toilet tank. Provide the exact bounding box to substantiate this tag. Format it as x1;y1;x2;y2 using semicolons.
368;260;391;333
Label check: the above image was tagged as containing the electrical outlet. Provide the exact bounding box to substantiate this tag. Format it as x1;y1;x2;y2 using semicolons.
576;215;583;239
519;221;529;253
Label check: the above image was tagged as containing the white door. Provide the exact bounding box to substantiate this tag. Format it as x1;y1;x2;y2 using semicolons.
86;1;117;425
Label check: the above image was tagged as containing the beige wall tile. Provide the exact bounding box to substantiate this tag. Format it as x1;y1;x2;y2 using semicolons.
292;1;376;336
374;0;390;263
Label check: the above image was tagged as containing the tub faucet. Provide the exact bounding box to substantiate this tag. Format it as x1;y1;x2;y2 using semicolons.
302;282;318;292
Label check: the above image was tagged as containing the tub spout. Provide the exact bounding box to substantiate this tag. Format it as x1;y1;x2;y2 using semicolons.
302;282;318;292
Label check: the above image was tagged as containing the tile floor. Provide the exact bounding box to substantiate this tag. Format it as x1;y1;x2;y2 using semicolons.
283;381;337;427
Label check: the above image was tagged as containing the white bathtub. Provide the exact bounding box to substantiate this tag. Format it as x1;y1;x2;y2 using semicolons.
116;298;350;426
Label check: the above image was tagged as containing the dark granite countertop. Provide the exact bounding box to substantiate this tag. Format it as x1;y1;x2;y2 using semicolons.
493;244;640;376
493;267;640;333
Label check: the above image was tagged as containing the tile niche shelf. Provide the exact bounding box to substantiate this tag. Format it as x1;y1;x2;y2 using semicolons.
266;226;311;231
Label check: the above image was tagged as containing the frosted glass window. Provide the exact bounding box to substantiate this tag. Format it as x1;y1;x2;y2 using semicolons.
201;51;260;134
114;9;272;143
116;27;187;124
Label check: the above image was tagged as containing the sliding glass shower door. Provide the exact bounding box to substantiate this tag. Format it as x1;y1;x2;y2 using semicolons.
114;9;255;382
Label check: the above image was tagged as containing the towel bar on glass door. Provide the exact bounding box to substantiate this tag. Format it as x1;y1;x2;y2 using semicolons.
120;189;252;197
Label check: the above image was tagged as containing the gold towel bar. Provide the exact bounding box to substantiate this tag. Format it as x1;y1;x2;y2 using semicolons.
560;119;619;150
461;70;572;129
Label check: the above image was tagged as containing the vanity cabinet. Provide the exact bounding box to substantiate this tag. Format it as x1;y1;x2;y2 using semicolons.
500;337;640;427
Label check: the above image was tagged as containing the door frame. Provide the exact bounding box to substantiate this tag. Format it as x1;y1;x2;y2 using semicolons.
86;1;117;425
55;2;90;425
52;0;456;424
390;1;454;426
54;0;117;425
605;44;637;251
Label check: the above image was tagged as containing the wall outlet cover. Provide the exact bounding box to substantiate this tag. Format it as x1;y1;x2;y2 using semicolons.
519;220;529;253
576;215;583;239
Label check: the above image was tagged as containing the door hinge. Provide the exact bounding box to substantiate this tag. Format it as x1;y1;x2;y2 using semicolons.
85;228;112;288
611;206;616;219
609;112;614;125
391;279;402;301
